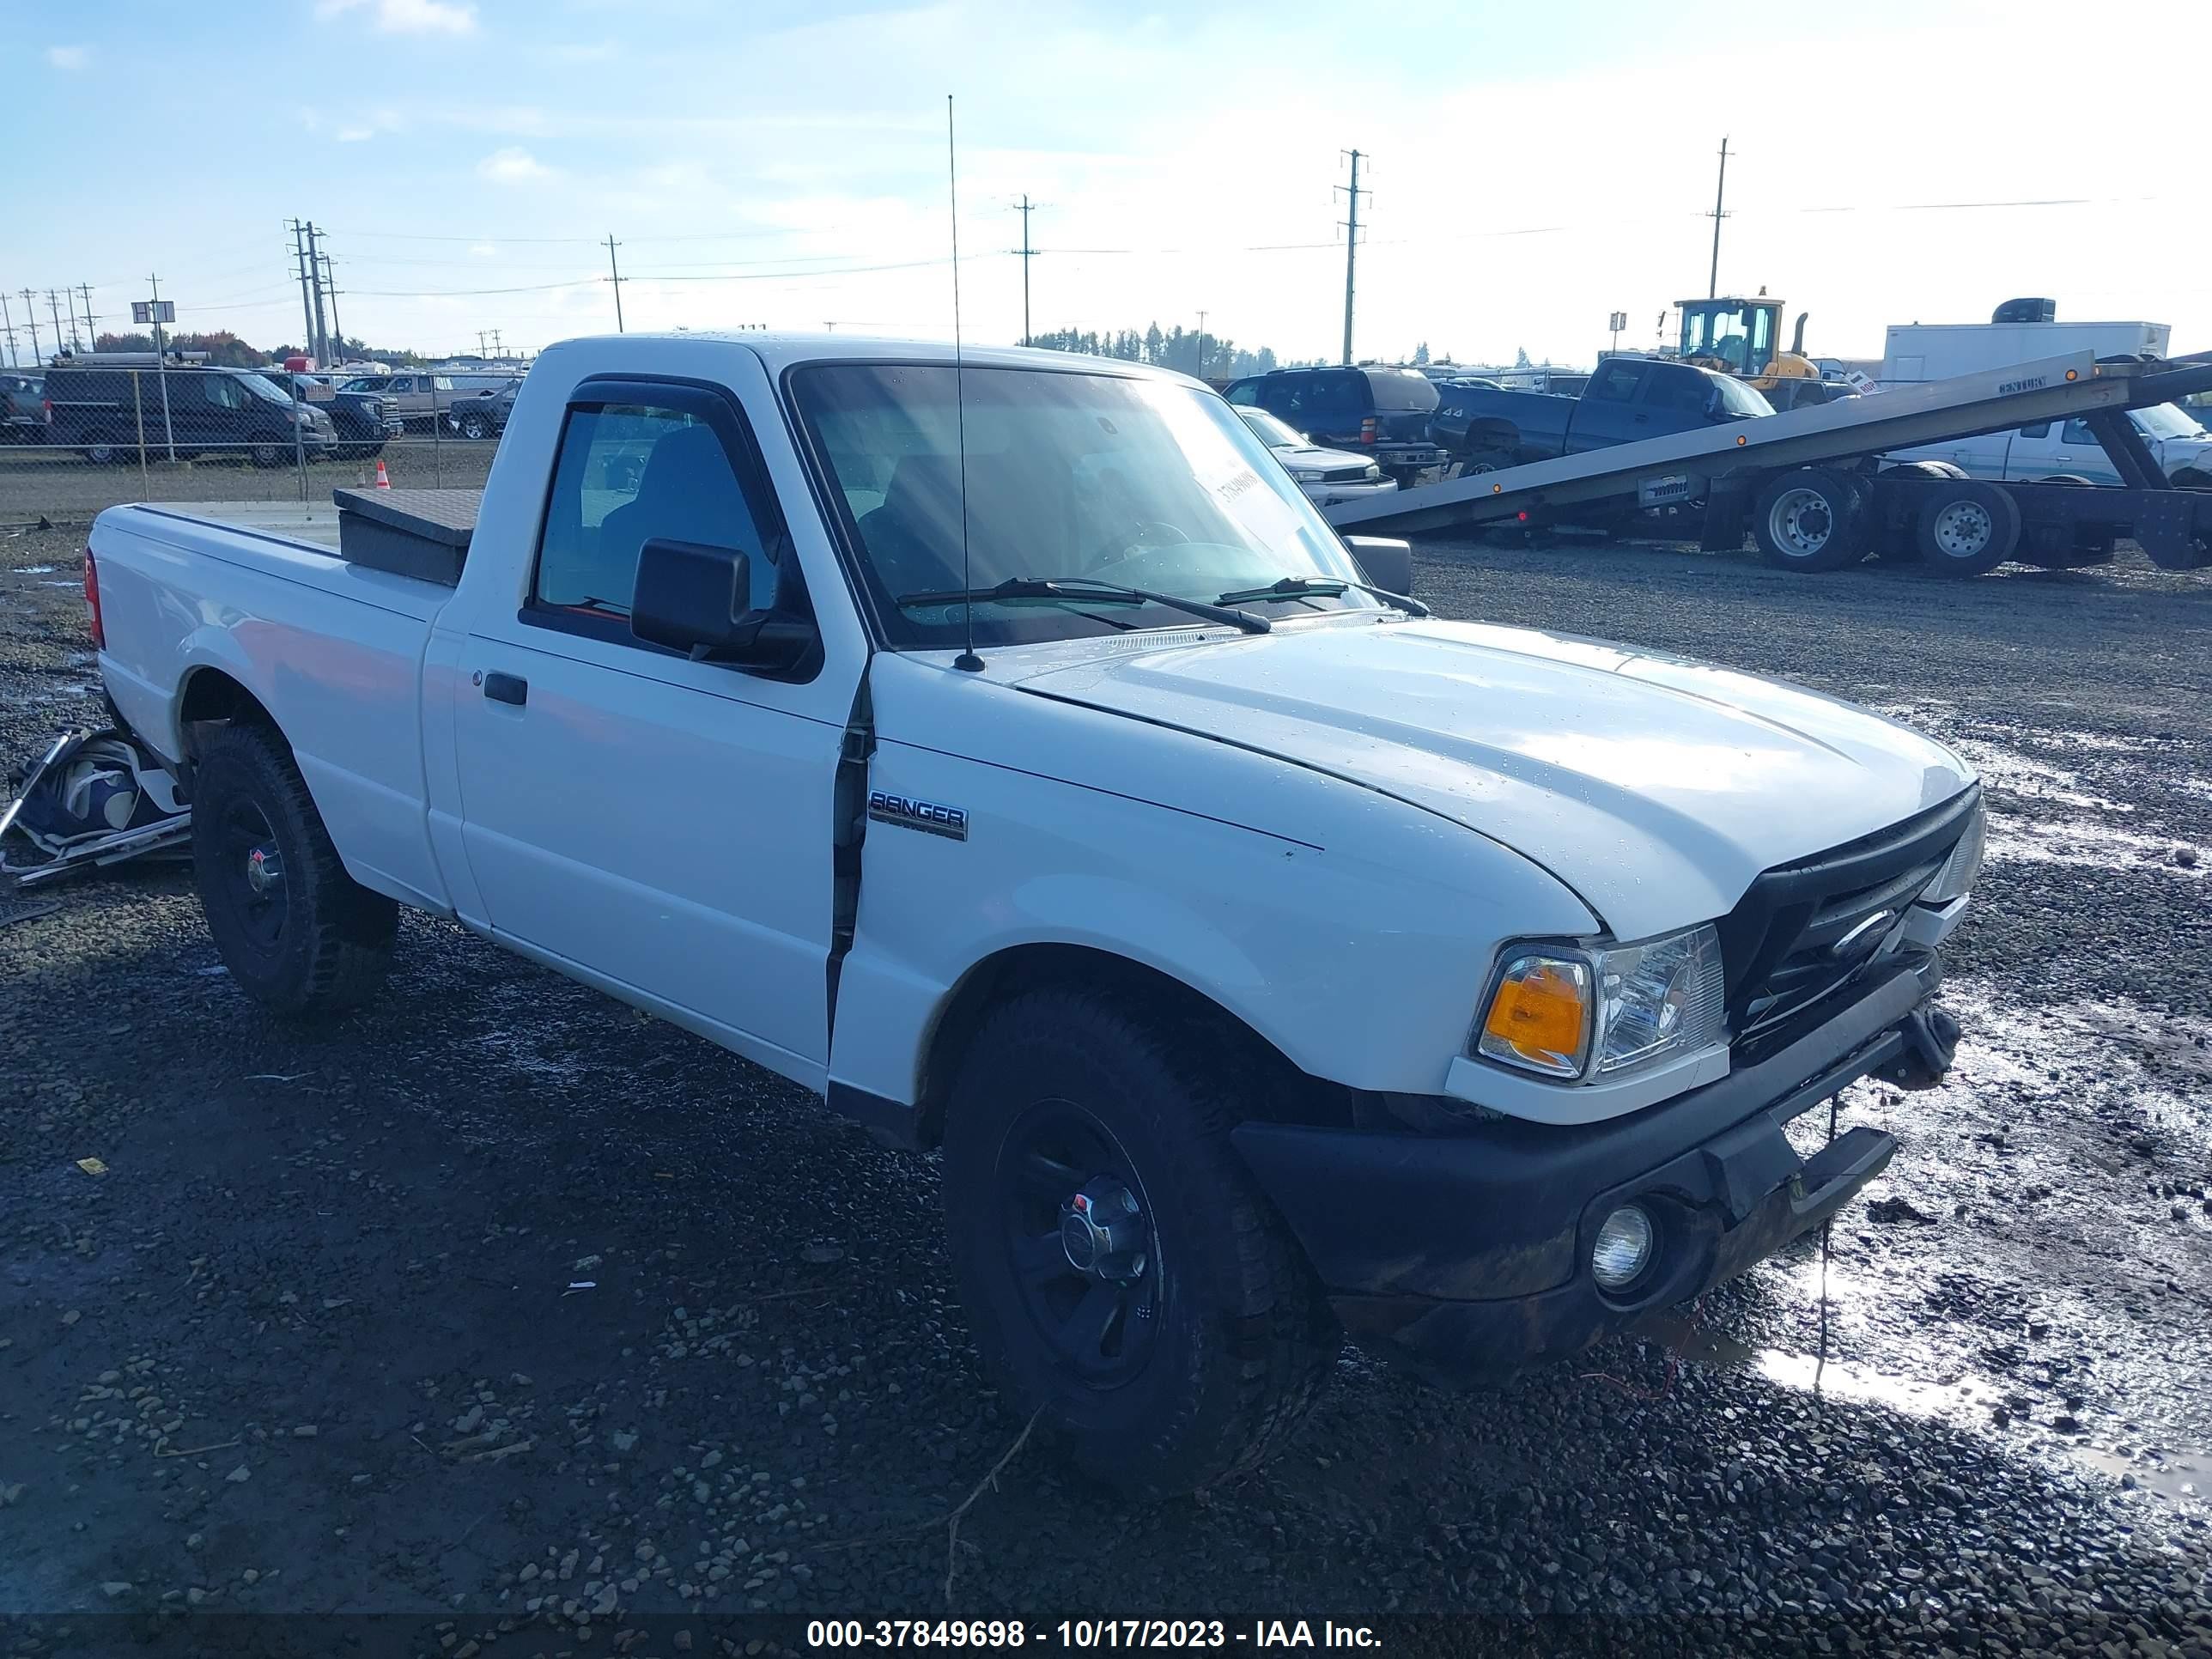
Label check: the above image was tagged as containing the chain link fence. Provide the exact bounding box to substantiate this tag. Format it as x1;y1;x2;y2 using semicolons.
0;364;515;526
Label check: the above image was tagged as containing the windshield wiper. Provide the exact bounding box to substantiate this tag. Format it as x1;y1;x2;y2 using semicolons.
1214;574;1431;618
895;576;1270;635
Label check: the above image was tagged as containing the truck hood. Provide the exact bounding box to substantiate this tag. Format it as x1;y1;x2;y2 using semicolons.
1006;617;1974;939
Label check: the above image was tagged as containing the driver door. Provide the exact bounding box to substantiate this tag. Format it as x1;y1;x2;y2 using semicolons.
447;378;850;1084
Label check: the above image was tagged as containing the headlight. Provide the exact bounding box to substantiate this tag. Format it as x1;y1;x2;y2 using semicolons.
1364;464;1383;481
1922;803;1984;903
1475;925;1725;1082
1290;468;1325;483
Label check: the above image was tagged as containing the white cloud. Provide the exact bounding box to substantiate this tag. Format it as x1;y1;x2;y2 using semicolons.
46;44;89;70
336;125;376;143
477;147;554;185
316;0;477;36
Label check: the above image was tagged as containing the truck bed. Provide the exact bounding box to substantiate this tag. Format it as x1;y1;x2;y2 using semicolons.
90;500;458;915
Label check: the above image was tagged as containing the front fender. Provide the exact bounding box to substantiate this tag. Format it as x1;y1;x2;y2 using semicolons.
828;662;1598;1114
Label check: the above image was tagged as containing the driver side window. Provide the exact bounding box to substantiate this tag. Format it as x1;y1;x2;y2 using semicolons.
532;404;779;636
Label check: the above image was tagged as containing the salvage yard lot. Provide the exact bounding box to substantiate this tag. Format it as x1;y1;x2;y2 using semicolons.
3;523;2209;1652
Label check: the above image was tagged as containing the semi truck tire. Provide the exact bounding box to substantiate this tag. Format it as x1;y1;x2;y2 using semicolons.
1915;481;2023;576
190;723;398;1015
1753;468;1867;571
941;985;1338;1498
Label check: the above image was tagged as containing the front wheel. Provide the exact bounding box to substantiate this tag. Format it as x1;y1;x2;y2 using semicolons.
249;441;285;468
191;723;397;1015
459;413;491;441
941;987;1337;1498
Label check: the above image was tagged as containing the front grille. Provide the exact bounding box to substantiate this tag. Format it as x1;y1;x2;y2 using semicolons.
1718;785;1980;1060
1321;465;1370;483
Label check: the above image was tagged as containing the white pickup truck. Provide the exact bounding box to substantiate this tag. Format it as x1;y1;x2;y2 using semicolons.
87;333;1982;1496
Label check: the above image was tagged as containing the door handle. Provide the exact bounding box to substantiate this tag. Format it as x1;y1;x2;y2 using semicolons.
483;672;527;706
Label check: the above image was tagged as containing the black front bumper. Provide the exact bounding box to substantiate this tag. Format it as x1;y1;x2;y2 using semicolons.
1231;953;1956;1382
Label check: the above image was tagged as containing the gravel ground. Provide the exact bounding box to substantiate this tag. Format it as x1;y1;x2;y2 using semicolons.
3;520;2210;1656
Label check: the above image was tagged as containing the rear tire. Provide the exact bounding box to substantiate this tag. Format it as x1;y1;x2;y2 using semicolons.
191;723;397;1015
459;413;491;441
941;986;1337;1498
1915;480;2022;577
1753;467;1867;571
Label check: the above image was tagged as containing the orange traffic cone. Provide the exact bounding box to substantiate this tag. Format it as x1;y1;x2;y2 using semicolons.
374;459;392;489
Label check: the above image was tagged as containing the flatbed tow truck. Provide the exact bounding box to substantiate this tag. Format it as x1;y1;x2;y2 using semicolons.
1326;350;2212;575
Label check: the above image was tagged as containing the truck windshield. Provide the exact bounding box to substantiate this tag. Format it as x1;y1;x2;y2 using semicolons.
791;363;1382;649
2132;403;2203;439
1711;375;1776;418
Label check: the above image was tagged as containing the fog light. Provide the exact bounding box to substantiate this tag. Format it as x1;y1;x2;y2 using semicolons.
1591;1205;1656;1291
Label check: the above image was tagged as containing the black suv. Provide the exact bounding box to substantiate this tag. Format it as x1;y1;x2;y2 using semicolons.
44;359;337;465
1223;365;1443;484
262;372;402;460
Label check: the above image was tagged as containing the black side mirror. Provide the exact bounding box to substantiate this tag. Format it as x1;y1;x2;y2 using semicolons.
1341;534;1414;596
630;537;814;672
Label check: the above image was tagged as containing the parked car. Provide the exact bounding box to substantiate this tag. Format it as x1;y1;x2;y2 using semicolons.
337;371;489;432
1;371;46;442
1223;365;1443;484
1888;402;2212;489
1429;356;1771;467
445;378;520;441
261;370;402;460
1232;405;1396;507
45;357;337;465
87;332;1978;1498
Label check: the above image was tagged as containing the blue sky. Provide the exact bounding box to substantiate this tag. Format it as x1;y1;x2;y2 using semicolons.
6;0;2208;367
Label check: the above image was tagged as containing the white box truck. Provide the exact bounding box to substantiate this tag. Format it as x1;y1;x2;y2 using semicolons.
1882;318;2170;385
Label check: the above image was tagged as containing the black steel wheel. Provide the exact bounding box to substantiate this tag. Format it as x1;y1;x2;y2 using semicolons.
190;722;397;1015
994;1099;1163;1386
943;984;1337;1498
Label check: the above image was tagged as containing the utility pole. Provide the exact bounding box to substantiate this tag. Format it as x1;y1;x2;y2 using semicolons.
76;283;99;350
605;234;625;332
1707;136;1731;300
47;290;73;355
148;273;175;461
490;328;503;361
289;220;317;358
1196;309;1208;379
19;290;41;362
1012;194;1038;347
1337;149;1368;367
319;252;345;363
0;293;17;368
304;222;331;366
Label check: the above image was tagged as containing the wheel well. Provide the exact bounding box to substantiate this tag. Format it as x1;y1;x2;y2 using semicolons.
2172;469;2211;489
177;669;281;756
912;944;1323;1150
1465;419;1519;456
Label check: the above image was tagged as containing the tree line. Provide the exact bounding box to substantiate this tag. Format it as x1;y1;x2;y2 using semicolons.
90;331;435;368
1025;324;1314;381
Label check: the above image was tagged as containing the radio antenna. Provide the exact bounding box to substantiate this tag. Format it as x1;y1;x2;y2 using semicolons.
946;94;983;673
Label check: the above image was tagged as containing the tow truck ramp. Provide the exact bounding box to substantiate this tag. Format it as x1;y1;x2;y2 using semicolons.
1327;351;2212;574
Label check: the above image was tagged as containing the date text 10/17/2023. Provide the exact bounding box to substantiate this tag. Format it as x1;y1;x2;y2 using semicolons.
805;1620;1383;1649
